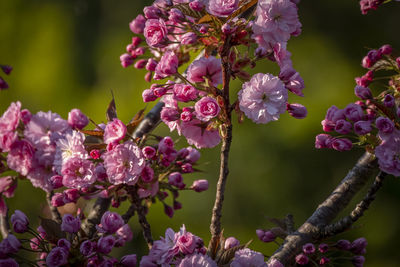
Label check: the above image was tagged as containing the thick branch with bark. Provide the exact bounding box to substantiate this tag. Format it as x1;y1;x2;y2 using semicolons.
0;208;10;238
269;152;378;265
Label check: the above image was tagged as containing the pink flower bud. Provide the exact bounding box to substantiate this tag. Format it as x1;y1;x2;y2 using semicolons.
57;238;71;251
99;211;125;234
319;256;330;265
46;247;68;267
295;253;309;265
134;59;148;69
155;51;179;79
141;166;154;183
181;163;193;173
68;108;89;129
104;119;127;144
120;53;134;68
0;77;9;90
21;109;32;124
164;204;174;218
144;19;168;48
80;240;95;256
158;136;174;154
354;120;372;135
352;256;365;267
11;210;29;233
351;237;367;255
354;85;372;100
286;103;307;119
189;0;205;11
129;15;146;34
396;57;400;69
51;193;65;207
63;189;80;203
173;201;182;210
131;36;142;47
331;138;352;151
169;172;184;188
224;237;240;249
335;239;351;250
379;44;392;55
383;94;395;108
176;231;197;255
335;119;352;135
302;243;315;254
50;175;63;189
1;65;12;75
344;103;363;122
318;243;329;253
61;214;81;233
143;6;162;19
315;134;333;149
97;235;115;254
180;110;193;122
191;179;209;192
376;117;394;134
146;58;158;71
174;84;198;102
142;89;157;102
90;149;101;159
145;71;152;82
135;47;146;56
199;25;208;34
120;254;137;267
169;8;184;22
181;32;198;45
142;146;156;159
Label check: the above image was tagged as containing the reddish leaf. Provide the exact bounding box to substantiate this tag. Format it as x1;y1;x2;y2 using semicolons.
80;129;104;137
106;93;117;122
127;108;146;134
227;0;258;20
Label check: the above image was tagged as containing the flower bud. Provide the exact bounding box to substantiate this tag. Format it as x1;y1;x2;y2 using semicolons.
51;193;65;207
143;6;161;19
189;0;205;11
145;58;158;72
142;89;157;102
63;189;80;203
120;254;137;267
129;15;146;34
383;94;395;108
61;214;81;233
295;253;309;265
134;59;148;69
319;256;330;265
68;109;89;129
319;243;329;253
315;134;333;149
1;65;12;75
97;235;115;254
286;103;307;119
99;211;125;234
332;138;352;151
120;53;134;68
335;239;351;250
379;44;392;55
191;179;209;192
351;237;367;255
302;243;315;254
46;247;68;267
181;32;198;45
224;237;240;249
335;119;352;135
80;240;96;257
354;120;372;135
376;117;394;134
50;175;63;189
352;256;365;267
164;204;174;218
21;109;32;124
11;210;29;233
354;85;372;100
57;238;71;251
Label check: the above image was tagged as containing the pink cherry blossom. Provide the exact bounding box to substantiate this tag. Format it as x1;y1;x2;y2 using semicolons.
61;157;95;189
187;56;222;86
181;120;221;149
7;139;34;176
155;51;179;79
173;84;198;102
178;253;217;267
144;18;168;48
104;119;127;144
238;73;288;124
102;141;145;185
194;97;220;122
207;0;239;17
231;248;267;267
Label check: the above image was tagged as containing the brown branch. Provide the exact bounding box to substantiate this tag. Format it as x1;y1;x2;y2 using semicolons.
0;206;10;238
321;171;387;237
122;204;136;224
81;197;111;238
269;152;378;265
209;41;233;256
46;191;62;223
131;190;153;249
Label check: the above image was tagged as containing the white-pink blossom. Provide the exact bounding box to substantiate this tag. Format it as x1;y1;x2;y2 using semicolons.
238;73;288;124
181;120;221;149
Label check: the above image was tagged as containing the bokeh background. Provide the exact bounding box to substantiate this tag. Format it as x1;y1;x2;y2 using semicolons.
1;0;400;266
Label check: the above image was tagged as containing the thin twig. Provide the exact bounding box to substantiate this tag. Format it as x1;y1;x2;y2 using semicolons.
321;171;387;237
122;204;136;224
131;190;153;249
209;39;233;256
269;152;378;265
46;191;62;223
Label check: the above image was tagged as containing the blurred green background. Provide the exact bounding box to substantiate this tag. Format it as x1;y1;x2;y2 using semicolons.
1;0;400;266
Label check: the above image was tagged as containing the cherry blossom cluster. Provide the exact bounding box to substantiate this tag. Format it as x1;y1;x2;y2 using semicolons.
315;44;400;176
139;225;284;267
294;238;367;267
1;209;138;266
0;64;12;90
0;101;208;219
121;0;306;149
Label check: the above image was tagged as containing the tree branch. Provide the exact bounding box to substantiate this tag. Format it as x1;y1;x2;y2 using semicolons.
46;191;62;223
81;197;111;238
0;207;10;238
209;42;233;256
122;204;136;224
321;171;387;238
131;190;153;249
269;152;378;265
